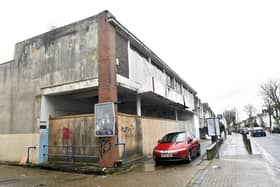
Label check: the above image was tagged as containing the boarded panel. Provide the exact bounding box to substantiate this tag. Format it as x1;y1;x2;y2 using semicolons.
118;113;195;159
116;33;129;78
48;113;195;162
141;117;194;156
118;114;143;160
48;114;98;162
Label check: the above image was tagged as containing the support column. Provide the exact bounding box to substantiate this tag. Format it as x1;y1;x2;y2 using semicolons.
98;11;118;168
175;108;178;121
38;96;55;163
194;115;200;139
136;95;142;116
127;40;131;79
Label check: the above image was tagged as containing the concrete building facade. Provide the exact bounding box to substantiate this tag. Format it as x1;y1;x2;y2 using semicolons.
0;11;201;167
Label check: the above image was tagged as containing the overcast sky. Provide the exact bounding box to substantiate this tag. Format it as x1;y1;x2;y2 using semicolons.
1;0;280;120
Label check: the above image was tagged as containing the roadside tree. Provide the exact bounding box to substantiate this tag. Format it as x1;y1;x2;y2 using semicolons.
260;79;280;126
244;104;257;127
223;108;237;132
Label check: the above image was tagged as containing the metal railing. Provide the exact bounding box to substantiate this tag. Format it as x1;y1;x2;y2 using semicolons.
43;143;127;167
43;145;99;161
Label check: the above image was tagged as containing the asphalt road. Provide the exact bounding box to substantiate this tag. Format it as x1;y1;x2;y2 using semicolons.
250;132;280;171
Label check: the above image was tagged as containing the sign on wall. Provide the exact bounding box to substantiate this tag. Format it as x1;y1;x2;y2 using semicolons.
206;118;220;136
95;102;115;137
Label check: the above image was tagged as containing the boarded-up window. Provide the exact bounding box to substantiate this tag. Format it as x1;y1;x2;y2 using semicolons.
116;34;129;78
175;80;181;94
166;74;173;88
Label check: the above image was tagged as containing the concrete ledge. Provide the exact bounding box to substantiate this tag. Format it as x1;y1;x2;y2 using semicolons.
0;156;145;176
206;138;223;160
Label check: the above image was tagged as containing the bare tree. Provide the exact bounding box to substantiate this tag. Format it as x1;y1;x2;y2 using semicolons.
244;104;257;119
260;79;280;125
223;108;236;127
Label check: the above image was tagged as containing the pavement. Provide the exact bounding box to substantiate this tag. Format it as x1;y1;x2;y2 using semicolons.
31;139;212;175
0;139;212;187
188;133;280;187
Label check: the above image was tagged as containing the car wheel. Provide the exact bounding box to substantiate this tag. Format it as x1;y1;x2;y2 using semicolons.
155;160;160;166
187;150;192;162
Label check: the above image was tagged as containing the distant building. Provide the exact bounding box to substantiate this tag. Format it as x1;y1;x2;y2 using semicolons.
193;101;215;138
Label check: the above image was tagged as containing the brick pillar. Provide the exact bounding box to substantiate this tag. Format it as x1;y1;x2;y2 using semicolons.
98;11;118;168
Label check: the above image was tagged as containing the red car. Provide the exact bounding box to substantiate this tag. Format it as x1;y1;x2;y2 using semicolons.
153;131;200;163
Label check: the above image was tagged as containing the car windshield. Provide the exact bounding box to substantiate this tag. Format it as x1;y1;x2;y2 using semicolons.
160;132;186;143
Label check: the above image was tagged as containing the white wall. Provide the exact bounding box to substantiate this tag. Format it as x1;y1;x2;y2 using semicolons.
0;133;39;163
129;48;195;110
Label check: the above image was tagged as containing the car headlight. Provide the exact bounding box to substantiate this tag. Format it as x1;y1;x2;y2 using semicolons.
153;148;187;154
169;148;187;153
153;149;162;153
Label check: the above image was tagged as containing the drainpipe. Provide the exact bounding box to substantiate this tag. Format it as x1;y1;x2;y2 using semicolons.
114;143;127;168
27;146;36;164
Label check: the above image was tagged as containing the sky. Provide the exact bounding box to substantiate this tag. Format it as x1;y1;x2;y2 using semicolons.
1;0;280;120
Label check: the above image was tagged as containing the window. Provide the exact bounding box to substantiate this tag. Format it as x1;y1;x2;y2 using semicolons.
166;74;174;88
175;80;181;93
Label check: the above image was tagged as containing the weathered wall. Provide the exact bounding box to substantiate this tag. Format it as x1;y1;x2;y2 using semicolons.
0;133;39;163
118;114;143;160
129;47;195;110
118;113;195;159
48;114;97;161
141;116;194;156
47;113;194;162
3;16;99;135
0;61;13;134
116;33;129;78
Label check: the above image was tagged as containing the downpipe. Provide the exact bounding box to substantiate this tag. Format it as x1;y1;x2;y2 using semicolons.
115;143;127;168
27;146;36;164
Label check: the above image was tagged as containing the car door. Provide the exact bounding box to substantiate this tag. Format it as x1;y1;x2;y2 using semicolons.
192;134;199;153
187;133;196;154
191;133;199;154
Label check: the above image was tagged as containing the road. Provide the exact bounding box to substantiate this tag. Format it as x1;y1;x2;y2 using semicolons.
0;140;211;187
250;132;280;172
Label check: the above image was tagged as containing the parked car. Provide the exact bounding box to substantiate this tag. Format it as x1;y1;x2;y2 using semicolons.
271;127;280;133
251;127;266;137
153;131;200;164
240;128;249;135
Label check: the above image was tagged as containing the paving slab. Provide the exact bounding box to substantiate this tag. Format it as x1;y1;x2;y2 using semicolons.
188;133;280;187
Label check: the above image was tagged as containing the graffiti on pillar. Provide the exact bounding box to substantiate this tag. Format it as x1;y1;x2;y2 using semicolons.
99;139;112;158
